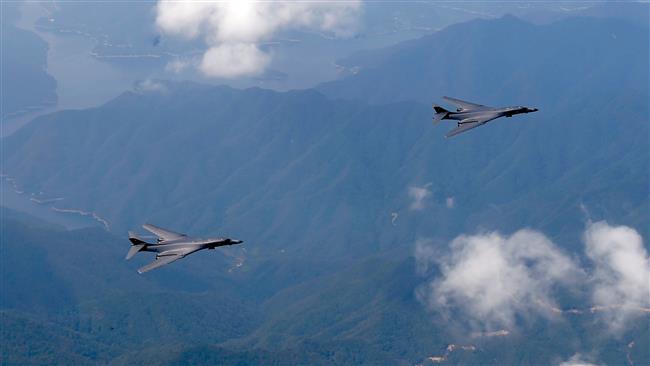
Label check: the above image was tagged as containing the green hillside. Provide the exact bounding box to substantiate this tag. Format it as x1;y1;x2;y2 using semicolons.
1;13;648;365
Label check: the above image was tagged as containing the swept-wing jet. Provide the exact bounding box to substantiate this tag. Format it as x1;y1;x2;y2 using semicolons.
126;223;243;274
432;96;538;138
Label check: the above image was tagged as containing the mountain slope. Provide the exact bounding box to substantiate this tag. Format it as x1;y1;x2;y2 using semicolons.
2;213;646;365
1;14;648;365
318;15;648;106
0;209;259;364
2;56;646;262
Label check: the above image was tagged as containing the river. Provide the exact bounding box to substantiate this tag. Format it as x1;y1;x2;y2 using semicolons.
1;176;104;230
1;3;150;230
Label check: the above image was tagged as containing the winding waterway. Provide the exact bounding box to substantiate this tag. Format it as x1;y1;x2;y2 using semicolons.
2;3;153;230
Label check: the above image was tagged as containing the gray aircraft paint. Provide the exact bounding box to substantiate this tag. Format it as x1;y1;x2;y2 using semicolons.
433;96;538;138
126;223;243;273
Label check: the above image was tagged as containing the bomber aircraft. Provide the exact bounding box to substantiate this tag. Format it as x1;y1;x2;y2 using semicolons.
433;96;538;137
126;224;243;273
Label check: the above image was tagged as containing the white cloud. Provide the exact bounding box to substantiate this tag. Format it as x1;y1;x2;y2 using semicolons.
584;221;650;332
414;238;437;275
200;43;270;78
391;212;398;226
416;222;650;333
155;1;362;78
134;79;168;93
558;353;599;366
165;58;192;74
418;229;580;330
409;184;432;211
446;196;455;209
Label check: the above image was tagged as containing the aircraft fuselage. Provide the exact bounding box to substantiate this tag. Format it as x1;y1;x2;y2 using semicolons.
142;238;242;255
444;106;537;122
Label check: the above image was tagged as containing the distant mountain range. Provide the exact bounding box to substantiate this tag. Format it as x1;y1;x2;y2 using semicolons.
3;15;648;254
318;15;648;105
1;12;648;365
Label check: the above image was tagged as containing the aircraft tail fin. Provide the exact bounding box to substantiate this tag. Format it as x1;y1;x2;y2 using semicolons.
128;231;149;245
127;231;149;260
432;104;450;124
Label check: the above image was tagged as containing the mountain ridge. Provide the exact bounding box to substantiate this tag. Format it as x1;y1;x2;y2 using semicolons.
1;13;648;364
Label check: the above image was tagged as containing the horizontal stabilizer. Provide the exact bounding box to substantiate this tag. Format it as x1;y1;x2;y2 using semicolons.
126;244;145;260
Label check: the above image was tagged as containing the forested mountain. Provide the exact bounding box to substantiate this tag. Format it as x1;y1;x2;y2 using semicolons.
318;15;648;106
0;208;259;364
1;13;647;365
2;209;647;365
3;15;648;257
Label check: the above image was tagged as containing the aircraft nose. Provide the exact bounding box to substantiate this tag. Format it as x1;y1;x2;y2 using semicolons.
231;239;243;245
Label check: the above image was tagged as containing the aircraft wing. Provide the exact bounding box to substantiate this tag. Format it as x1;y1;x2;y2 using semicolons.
442;96;490;111
137;253;184;274
445;114;500;138
445;121;482;138
142;223;186;242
